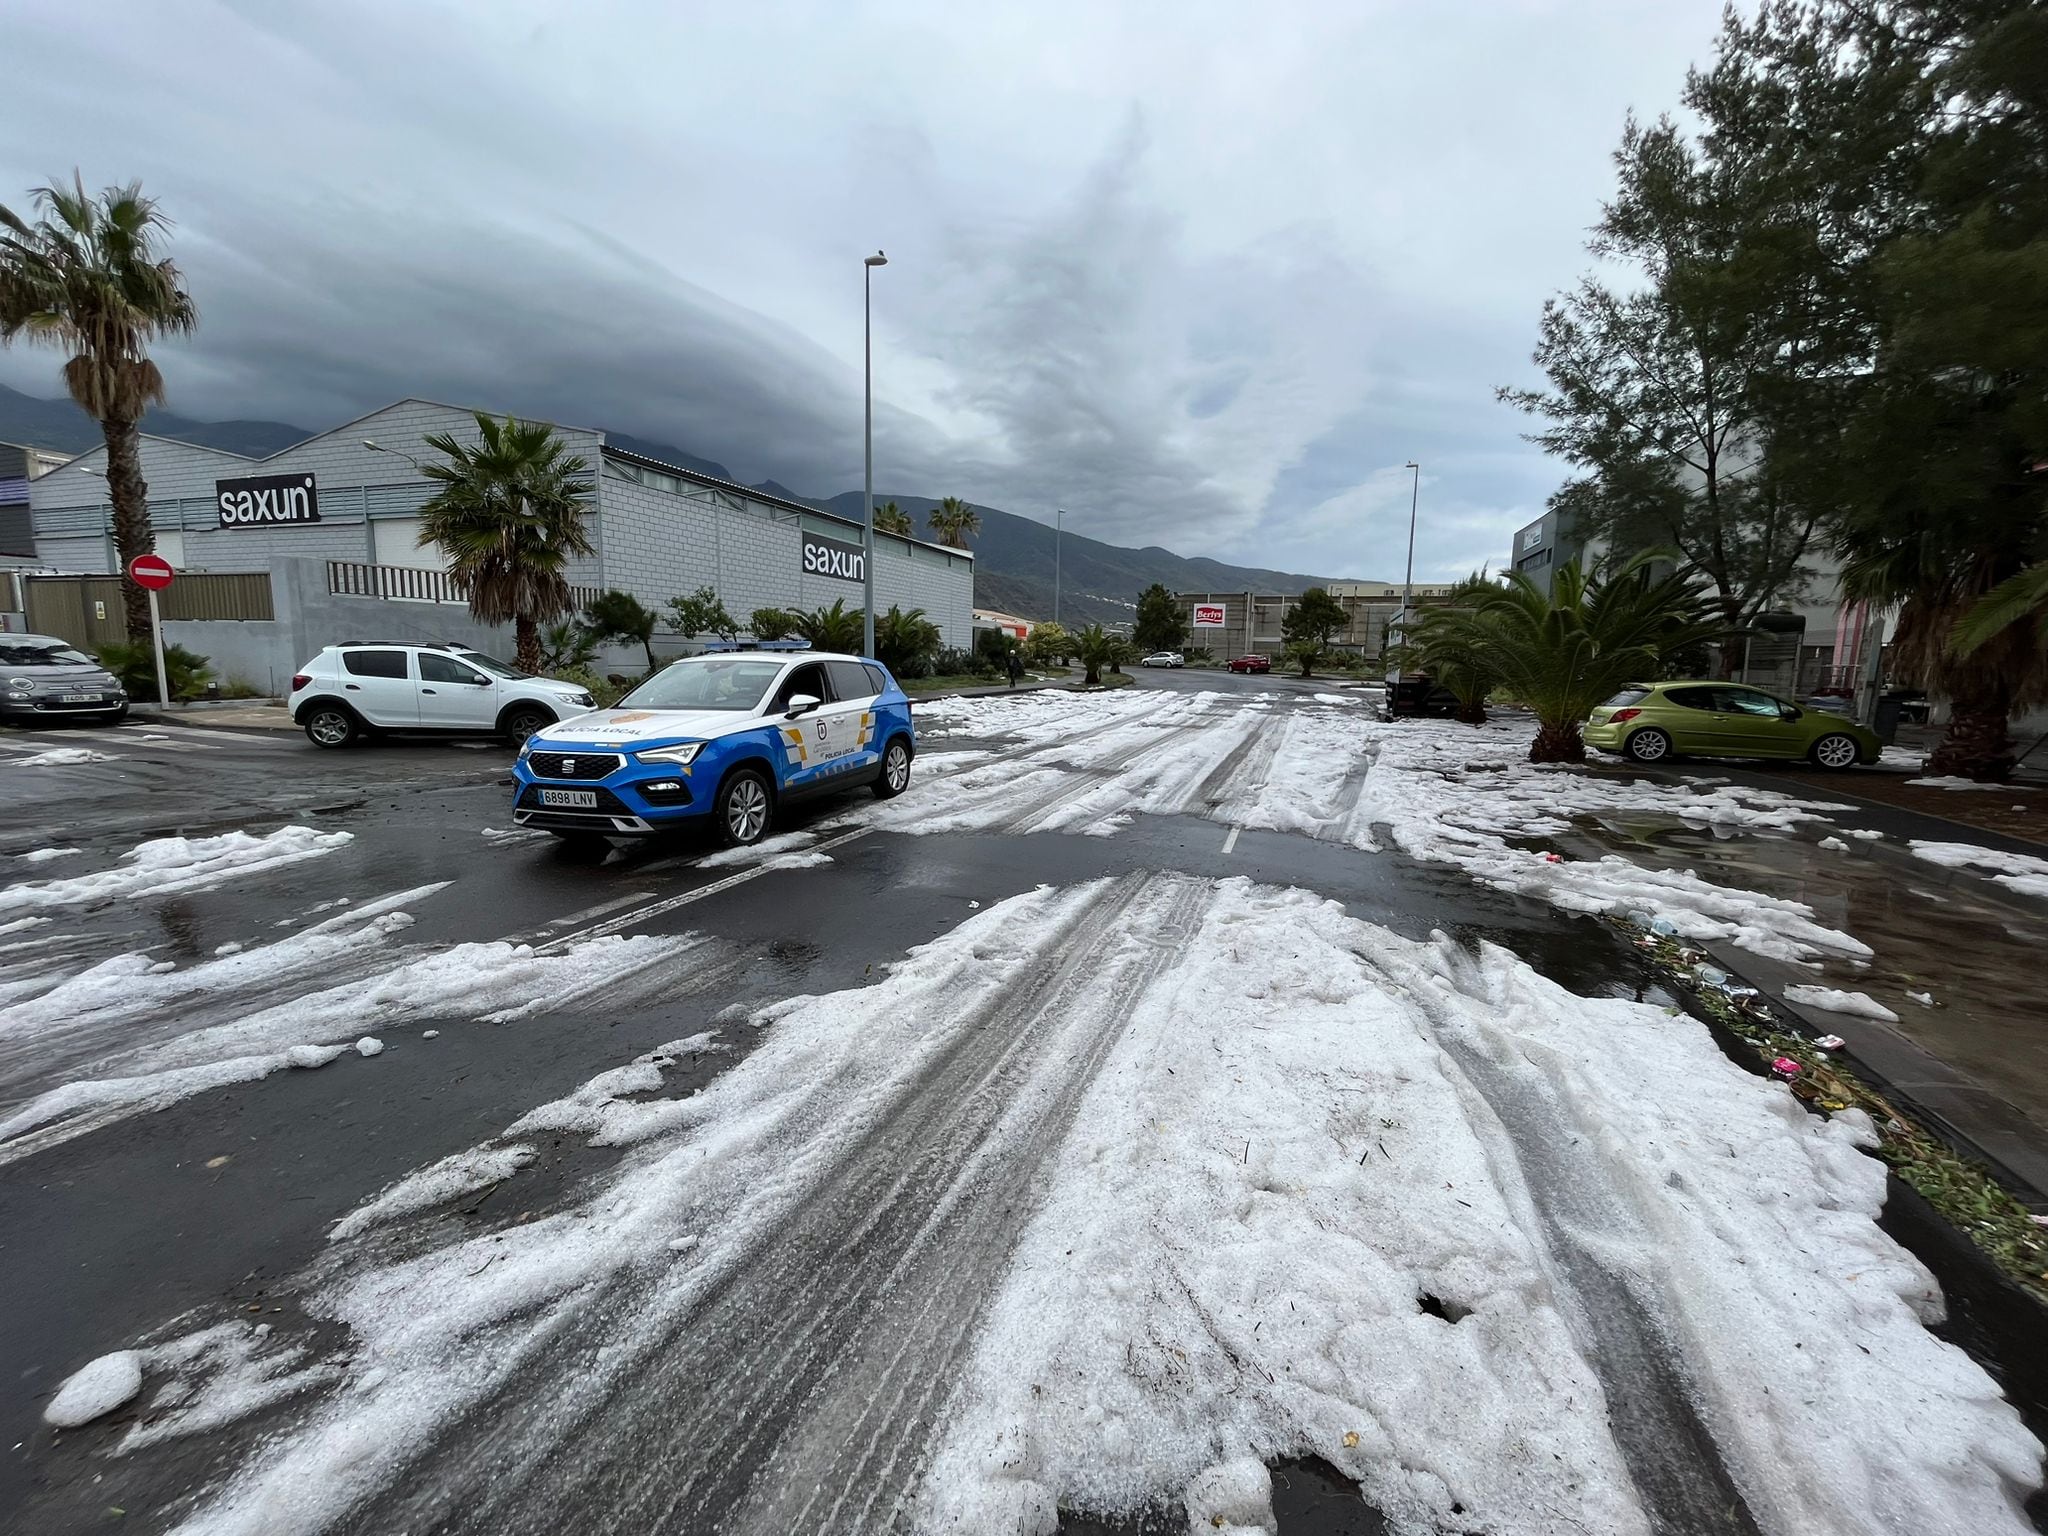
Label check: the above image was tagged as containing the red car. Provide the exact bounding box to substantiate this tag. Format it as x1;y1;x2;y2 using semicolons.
1226;654;1271;674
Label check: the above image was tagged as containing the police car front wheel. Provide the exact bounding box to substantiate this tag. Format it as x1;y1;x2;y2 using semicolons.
873;738;911;799
717;768;774;847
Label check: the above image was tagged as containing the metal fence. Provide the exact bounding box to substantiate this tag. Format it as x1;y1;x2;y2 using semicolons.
327;561;604;611
24;572;276;648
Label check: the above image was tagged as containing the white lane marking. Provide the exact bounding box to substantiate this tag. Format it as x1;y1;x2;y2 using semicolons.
541;827;872;952
514;890;659;943
1221;825;1240;855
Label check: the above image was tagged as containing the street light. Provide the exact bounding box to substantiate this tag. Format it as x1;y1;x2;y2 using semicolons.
862;250;888;657
362;439;424;471
1054;508;1065;625
1382;460;1420;682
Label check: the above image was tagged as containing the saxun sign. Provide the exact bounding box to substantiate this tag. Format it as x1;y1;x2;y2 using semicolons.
217;473;321;528
802;529;865;584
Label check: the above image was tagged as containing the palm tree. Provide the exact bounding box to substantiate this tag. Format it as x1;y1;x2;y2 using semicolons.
790;599;865;653
1949;561;2048;671
1074;623;1120;687
1848;540;2048;782
1391;574;1503;723
537;619;599;673
875;604;941;677
927;496;982;549
0;175;197;641
1434;554;1722;762
417;413;595;673
872;500;913;537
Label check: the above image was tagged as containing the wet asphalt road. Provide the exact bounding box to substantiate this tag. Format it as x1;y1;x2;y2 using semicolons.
0;690;1887;1533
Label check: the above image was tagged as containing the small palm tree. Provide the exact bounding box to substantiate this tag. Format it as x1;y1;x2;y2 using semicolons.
537;620;599;673
872;500;913;537
1074;623;1121;686
790;599;865;653
875;604;941;676
1392;574;1504;723
0;175;197;642
927;496;982;549
417;413;595;673
1438;554;1722;762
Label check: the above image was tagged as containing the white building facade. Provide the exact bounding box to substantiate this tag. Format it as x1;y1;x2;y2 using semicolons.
27;398;974;653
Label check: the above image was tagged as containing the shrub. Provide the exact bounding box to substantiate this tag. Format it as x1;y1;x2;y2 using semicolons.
932;645;995;678
876;605;942;678
96;639;214;702
549;665;626;708
750;607;798;642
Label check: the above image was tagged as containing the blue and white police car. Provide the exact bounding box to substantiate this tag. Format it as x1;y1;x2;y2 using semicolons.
510;651;916;846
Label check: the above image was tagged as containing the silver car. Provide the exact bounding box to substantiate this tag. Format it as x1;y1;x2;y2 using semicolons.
0;634;130;724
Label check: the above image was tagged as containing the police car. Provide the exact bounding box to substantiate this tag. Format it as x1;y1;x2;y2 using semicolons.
510;651;915;846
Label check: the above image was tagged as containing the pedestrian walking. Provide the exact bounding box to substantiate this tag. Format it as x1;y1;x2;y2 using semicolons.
1006;649;1025;688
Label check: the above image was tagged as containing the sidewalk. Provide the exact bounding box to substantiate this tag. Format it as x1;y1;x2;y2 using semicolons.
1569;762;2048;1199
127;699;296;731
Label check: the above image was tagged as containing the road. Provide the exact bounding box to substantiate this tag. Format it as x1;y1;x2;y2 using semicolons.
0;691;2038;1536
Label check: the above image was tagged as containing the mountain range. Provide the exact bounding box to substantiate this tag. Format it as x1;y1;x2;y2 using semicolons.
0;384;1345;622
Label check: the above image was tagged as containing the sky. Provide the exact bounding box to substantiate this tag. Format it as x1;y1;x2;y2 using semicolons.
2;0;1730;582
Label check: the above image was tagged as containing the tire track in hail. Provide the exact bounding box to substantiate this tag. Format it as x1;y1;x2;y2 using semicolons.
335;873;1212;1536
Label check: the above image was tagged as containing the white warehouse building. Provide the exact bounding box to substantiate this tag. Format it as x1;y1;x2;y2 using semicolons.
24;398;973;686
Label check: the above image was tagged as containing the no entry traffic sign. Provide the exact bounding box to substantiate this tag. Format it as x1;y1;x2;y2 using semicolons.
128;553;176;591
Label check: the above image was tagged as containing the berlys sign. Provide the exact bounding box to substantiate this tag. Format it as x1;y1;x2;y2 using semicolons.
1192;603;1227;627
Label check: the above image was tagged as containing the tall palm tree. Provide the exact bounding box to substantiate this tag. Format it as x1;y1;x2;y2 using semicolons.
1846;530;2048;781
417;413;595;673
927;496;982;549
0;175;196;641
872;500;913;536
1433;554;1722;762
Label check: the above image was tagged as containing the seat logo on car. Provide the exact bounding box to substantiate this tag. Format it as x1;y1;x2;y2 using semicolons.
561;758;577;773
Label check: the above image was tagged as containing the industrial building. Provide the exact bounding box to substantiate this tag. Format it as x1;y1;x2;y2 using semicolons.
1172;580;1459;663
20;399;974;690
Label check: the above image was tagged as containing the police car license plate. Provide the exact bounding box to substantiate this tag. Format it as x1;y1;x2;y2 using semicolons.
539;789;597;808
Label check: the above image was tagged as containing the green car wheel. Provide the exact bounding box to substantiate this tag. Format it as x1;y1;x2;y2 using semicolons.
1625;728;1673;763
1810;733;1860;770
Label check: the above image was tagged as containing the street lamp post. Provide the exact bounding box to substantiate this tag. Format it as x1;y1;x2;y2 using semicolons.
1387;460;1420;681
862;251;888;657
1054;508;1065;625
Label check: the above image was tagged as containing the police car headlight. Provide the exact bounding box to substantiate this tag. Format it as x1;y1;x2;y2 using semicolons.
517;737;535;760
635;742;701;766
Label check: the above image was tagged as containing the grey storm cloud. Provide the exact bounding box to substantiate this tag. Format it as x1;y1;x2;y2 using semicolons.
2;0;1733;581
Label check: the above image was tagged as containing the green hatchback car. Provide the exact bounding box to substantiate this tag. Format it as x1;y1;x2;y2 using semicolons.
1584;682;1881;769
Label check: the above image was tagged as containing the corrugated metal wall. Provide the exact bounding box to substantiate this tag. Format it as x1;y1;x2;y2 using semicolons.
24;572;275;648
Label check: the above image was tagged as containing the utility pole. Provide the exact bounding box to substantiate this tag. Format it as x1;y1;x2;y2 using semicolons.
1054;508;1065;625
1390;461;1420;681
861;251;888;656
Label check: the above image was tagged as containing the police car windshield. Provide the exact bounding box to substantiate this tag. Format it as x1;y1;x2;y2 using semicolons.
0;640;95;667
619;658;784;712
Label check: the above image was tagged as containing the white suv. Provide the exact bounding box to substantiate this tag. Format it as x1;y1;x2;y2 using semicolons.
289;643;596;749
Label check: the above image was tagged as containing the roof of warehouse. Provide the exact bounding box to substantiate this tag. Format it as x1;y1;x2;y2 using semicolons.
600;442;972;562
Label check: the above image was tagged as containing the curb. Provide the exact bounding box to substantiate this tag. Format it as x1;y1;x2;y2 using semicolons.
126;706;298;733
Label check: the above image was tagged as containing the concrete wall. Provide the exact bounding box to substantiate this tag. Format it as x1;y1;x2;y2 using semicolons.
158;556;524;695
